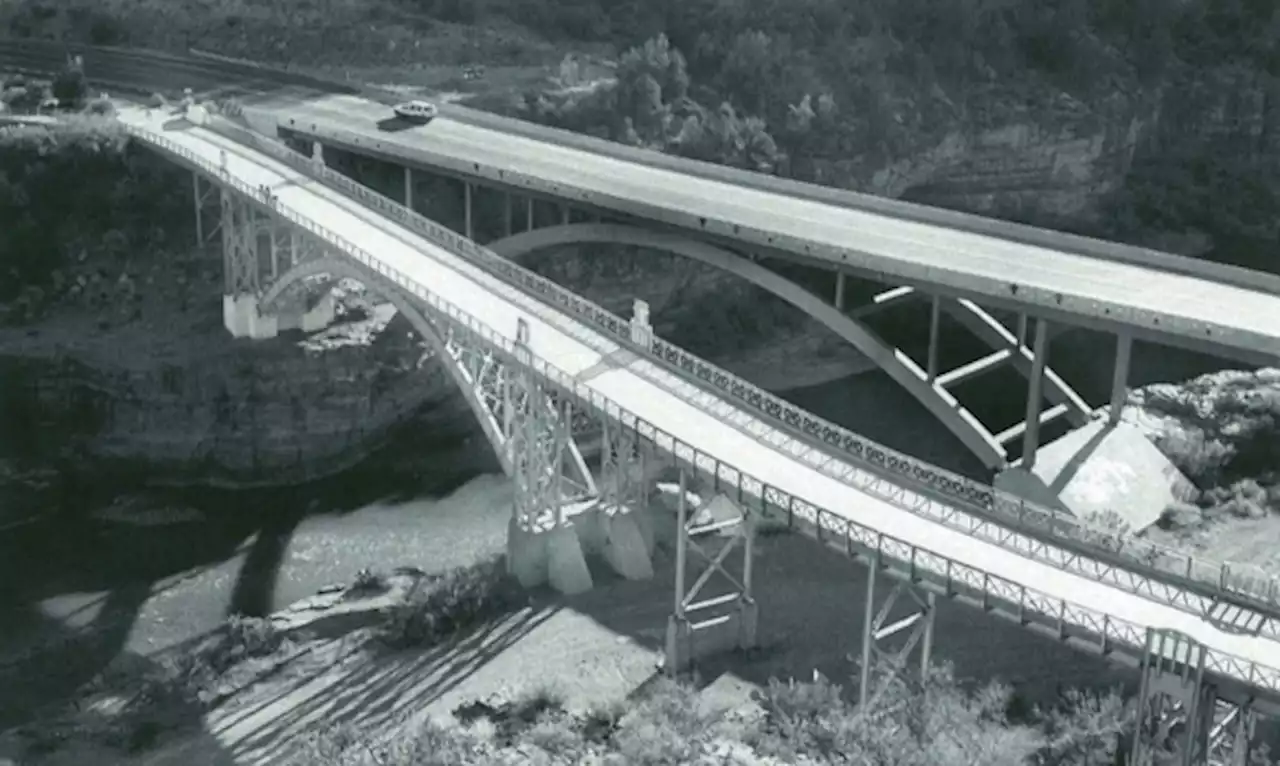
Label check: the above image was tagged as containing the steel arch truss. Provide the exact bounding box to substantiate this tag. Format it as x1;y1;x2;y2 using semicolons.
260;255;597;531
484;222;1091;470
1131;629;1258;766
664;465;758;674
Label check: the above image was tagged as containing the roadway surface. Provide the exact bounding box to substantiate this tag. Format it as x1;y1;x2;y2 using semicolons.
115;105;1280;699
274;94;1280;364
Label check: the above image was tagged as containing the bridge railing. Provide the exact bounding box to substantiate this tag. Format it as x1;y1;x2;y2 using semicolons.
190;114;1280;625
122;120;1280;701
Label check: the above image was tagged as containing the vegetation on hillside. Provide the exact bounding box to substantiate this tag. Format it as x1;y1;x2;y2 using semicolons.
0;75;187;322
1141;371;1280;530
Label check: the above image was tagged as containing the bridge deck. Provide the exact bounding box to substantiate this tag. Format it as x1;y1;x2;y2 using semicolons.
119;108;1280;698
277;95;1280;364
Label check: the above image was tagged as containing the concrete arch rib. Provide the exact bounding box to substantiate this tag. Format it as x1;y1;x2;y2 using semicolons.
486;223;1007;470
261;256;594;494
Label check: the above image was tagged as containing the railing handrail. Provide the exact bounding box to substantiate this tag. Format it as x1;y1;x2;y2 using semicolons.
120;118;1280;698
193;113;1280;625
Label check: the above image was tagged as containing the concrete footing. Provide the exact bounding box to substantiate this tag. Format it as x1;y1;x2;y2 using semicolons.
506;502;656;595
995;419;1197;532
222;293;336;339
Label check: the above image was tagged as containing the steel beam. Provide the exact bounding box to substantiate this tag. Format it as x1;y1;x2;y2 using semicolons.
835;271;846;311
1020;318;1051;469
664;466;758;674
926;295;942;382
404;167;414;211
1110;331;1133;425
464;181;473;240
858;553;935;711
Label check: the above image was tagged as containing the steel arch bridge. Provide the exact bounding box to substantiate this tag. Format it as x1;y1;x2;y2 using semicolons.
481;222;1095;471
107;102;1280;765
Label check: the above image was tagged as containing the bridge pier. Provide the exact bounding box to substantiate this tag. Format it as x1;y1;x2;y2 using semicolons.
1110;331;1133;425
1131;629;1258;765
497;319;656;594
663;465;759;675
217;189;335;339
857;552;935;711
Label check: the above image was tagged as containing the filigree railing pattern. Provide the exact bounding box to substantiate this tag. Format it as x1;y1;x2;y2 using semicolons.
123;120;1280;698
199;116;1280;621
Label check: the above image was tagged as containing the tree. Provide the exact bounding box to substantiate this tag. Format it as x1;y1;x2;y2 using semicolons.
52;55;87;108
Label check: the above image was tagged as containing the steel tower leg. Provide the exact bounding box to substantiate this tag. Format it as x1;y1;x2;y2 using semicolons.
192;173;221;246
664;465;758;675
857;552;936;711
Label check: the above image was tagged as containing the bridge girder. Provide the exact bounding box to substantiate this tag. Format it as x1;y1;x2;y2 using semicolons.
485;222;1093;471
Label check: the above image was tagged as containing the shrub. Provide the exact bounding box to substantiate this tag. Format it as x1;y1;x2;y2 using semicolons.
377;554;522;649
85;96;115;116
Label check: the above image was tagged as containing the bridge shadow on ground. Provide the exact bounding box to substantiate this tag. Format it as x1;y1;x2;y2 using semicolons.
0;416;492;735
198;605;559;764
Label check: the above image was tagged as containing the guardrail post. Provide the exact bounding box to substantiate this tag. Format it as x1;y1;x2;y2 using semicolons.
857;553;936;711
630;299;653;351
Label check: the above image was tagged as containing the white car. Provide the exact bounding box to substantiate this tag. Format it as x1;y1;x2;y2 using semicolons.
393;100;438;123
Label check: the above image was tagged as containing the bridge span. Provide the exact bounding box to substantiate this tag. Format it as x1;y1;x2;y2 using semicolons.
105;100;1280;764
273;94;1280;487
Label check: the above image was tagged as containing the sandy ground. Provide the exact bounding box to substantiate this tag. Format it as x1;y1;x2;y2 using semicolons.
1;475;1130;766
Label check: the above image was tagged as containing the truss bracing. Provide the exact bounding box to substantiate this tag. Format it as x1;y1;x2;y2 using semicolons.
857;551;936;711
1130;629;1257;766
665;465;758;674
